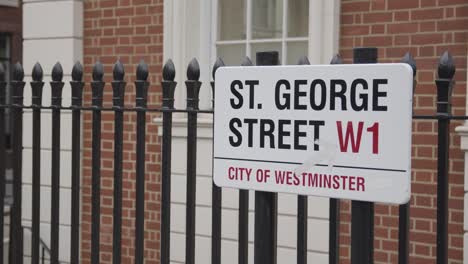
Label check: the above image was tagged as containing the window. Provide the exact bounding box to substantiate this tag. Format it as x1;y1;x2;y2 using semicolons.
0;34;11;144
0;34;11;82
216;0;309;65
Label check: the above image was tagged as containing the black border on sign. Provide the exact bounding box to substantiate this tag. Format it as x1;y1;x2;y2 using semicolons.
213;156;407;173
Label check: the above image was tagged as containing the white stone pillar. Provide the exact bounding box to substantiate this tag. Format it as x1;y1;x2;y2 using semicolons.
456;126;468;263
22;0;83;262
455;51;468;264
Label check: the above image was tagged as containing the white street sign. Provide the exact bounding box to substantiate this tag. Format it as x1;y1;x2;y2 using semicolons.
213;64;413;204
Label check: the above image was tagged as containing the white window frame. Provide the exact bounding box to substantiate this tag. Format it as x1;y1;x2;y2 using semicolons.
211;0;341;65
213;0;309;65
163;0;340;109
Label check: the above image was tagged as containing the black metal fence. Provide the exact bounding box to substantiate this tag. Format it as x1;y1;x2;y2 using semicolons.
0;47;461;264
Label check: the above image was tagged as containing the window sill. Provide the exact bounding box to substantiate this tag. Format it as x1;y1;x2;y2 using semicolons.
456;124;468;151
154;116;214;139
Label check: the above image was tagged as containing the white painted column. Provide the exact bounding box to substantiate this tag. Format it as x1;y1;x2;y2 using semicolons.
161;0;341;262
309;0;340;64
456;51;468;263
21;0;83;262
456;126;468;264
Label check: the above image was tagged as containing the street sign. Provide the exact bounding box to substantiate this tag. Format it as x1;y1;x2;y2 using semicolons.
213;64;413;204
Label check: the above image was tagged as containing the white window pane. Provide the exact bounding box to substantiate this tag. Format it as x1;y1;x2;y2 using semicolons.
217;44;246;66
286;41;308;65
218;0;246;40
251;42;282;65
288;0;309;37
252;0;283;39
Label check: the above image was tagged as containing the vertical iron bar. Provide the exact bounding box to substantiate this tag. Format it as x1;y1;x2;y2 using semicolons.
70;62;84;264
296;56;310;264
329;54;343;264
398;203;409;264
254;51;279;264
31;63;44;264
238;190;249;264
436;116;449;264
112;61;126;264
10;62;25;264
185;58;201;264
351;47;377;264
211;58;224;264
297;196;307;264
399;52;417;264
437;120;450;264
161;60;176;264
91;62;105;264
435;51;455;264
238;56;252;264
134;61;149;264
329;199;340;264
0;64;6;264
50;62;64;264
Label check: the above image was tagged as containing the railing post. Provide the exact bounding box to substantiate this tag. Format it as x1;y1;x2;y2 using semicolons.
185;58;201;264
399;52;417;264
296;55;310;264
211;57;224;264
238;55;253;264
70;62;84;264
351;47;377;264
160;59;176;264
90;61;105;264
112;60;126;264
10;62;25;264
329;53;343;264
50;62;64;264
254;51;279;264
0;64;5;264
31;62;44;264
435;51;455;264
134;60;149;264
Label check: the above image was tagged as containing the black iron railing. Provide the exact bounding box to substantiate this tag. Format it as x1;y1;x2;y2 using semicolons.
0;47;461;264
22;226;53;264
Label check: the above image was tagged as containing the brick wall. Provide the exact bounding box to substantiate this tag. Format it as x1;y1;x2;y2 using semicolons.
339;0;468;263
81;0;468;263
82;0;163;263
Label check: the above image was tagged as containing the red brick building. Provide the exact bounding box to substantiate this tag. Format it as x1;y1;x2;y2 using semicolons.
82;1;164;262
22;0;468;263
338;1;467;263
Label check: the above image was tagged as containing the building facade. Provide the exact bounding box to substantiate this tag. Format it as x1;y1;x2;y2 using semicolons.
19;0;468;263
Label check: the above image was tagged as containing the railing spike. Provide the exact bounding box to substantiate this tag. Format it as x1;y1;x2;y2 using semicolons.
241;56;253;66
113;60;125;81
13;62;24;81
401;52;417;77
212;57;225;80
330;54;343;65
438;51;455;79
297;56;310;65
32;62;43;82
92;61;104;82
52;62;63;82
187;58;200;81
72;61;83;82
163;59;175;81
136;60;149;81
